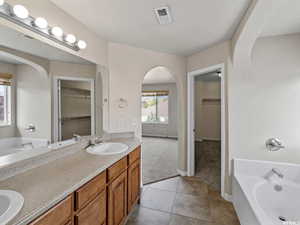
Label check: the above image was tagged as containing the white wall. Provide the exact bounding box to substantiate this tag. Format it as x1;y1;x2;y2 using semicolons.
0;62;16;138
142;83;178;138
229;33;300;167
16;64;51;140
195;78;221;141
108;42;187;170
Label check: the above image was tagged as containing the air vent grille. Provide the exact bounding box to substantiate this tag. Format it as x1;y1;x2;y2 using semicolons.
154;6;173;25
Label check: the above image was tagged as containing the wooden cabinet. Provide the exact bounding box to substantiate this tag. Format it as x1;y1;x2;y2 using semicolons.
29;196;72;225
75;190;106;225
108;171;128;225
127;159;141;212
29;146;141;225
75;171;106;210
107;157;127;182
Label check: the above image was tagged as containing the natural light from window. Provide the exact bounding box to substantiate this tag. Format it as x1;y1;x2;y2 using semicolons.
0;85;11;126
141;91;168;124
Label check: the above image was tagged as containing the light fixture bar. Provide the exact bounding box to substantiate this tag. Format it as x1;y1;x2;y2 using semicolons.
0;2;81;51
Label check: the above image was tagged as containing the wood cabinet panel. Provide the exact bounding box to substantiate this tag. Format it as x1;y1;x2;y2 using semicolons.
75;171;106;210
128;147;141;165
29;196;72;225
107;157;127;182
75;190;106;225
108;171;127;225
127;159;141;212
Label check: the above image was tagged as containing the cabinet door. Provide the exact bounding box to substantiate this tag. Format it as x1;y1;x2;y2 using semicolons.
108;171;127;225
75;190;106;225
127;160;141;212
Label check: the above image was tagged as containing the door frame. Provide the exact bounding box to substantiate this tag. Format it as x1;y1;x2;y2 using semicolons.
187;63;226;199
53;76;95;142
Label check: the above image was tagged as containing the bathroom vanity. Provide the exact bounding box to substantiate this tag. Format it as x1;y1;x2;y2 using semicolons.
0;138;141;225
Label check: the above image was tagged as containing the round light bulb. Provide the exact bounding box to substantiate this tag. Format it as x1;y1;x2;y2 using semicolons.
65;34;76;44
13;5;29;19
34;17;48;29
0;0;5;6
51;26;63;37
77;40;87;49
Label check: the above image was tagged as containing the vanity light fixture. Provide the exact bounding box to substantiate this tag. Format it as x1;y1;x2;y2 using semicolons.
33;17;48;29
77;40;87;49
50;26;63;37
65;34;76;44
13;5;29;19
0;2;87;51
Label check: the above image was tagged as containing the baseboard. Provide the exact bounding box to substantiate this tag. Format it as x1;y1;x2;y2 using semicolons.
176;169;187;176
222;193;232;202
142;135;178;140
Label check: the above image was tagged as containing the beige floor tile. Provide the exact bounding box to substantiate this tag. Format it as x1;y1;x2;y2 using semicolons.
209;199;240;225
172;193;212;221
169;214;218;225
126;206;171;225
177;177;208;197
141;187;176;212
147;177;179;192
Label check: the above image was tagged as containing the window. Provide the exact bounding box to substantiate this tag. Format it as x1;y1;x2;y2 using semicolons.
0;73;12;126
141;91;169;123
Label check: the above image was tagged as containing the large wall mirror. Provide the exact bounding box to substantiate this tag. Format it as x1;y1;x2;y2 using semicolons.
0;24;103;163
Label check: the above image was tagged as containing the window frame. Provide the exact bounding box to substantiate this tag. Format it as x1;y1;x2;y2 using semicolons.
141;90;169;124
0;85;12;127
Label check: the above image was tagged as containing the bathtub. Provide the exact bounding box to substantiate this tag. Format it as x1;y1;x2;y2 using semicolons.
233;159;300;225
0;137;49;157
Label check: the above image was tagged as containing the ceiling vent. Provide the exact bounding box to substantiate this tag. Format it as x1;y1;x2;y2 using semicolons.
154;6;173;25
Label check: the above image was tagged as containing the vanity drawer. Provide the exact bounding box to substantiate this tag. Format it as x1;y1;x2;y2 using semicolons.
75;171;106;210
75;189;106;225
128;146;141;165
30;196;72;225
107;157;127;182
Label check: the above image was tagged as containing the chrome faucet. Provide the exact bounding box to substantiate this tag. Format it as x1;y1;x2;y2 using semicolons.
271;168;284;179
266;138;285;151
25;124;36;132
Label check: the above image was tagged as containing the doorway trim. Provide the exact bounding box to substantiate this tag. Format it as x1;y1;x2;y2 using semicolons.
187;63;226;199
53;76;95;142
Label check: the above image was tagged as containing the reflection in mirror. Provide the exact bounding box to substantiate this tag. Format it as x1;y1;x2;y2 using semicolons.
0;24;102;165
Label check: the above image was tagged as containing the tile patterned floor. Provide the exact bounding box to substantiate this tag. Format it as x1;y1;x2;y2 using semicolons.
142;137;178;184
126;176;240;225
195;141;221;191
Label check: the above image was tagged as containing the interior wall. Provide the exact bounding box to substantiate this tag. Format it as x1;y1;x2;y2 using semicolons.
195;77;221;141
16;64;51;140
108;42;187;171
142;83;178;138
229;33;300;177
0;62;16;138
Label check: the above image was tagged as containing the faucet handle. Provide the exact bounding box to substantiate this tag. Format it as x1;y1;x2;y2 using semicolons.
266;138;285;151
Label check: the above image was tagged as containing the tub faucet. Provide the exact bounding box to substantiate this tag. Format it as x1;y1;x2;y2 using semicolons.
271;168;284;179
266;138;285;151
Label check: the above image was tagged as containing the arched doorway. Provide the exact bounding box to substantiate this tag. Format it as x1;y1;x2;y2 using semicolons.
141;66;179;184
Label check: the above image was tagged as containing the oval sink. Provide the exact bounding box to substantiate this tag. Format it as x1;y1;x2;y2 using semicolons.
0;190;24;225
86;143;129;155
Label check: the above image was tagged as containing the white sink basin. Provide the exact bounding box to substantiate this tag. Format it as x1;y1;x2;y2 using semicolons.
0;190;24;225
86;143;129;155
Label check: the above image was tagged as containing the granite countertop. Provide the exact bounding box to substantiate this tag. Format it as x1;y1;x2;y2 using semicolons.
0;137;141;225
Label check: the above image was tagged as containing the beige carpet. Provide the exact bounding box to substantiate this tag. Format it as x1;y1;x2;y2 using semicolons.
142;137;178;184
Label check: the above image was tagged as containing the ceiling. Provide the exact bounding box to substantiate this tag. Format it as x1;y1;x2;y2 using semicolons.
143;66;175;84
0;26;93;64
51;0;251;56
261;0;300;37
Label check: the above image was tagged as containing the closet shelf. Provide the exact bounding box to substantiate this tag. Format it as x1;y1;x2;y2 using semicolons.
61;116;91;121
